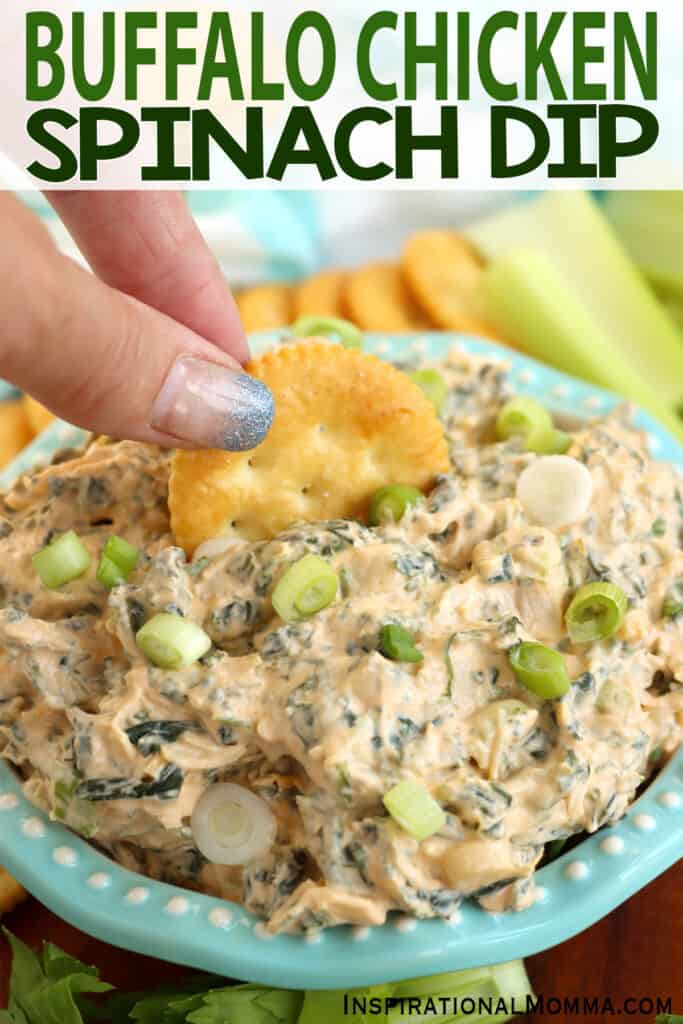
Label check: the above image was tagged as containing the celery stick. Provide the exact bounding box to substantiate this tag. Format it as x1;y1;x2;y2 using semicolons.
467;193;683;419
660;292;683;336
479;248;683;444
603;191;683;298
298;960;533;1024
390;959;533;1022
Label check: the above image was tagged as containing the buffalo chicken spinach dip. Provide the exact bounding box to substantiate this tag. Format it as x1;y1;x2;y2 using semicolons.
0;348;681;934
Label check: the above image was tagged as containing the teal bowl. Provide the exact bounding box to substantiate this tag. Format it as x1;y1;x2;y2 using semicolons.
0;333;681;989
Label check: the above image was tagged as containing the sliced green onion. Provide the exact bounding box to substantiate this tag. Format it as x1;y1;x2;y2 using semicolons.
409;369;448;413
516;455;593;527
509;642;570;699
191;783;276;866
103;535;139;574
651;517;667;537
565;582;628;644
32;531;91;589
596;678;635;715
664;597;683;620
379;624;423;663
525;425;572;455
97;535;140;588
136;613;211;670
272;554;338;623
96;556;126;589
290;315;363;349
544;838;568;862
383;780;446;840
369;484;423;526
496;396;552;441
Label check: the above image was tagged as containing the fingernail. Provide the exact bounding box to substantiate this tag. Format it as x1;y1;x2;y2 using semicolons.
152;355;274;450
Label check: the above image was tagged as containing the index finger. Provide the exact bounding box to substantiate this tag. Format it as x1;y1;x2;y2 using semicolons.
47;191;249;365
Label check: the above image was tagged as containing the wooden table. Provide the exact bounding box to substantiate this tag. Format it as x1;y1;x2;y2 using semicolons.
2;861;681;1020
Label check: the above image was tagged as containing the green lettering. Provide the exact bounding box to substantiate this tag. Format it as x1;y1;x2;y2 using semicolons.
524;12;567;101
457;11;471;100
165;12;197;102
252;12;283;100
141;108;191;180
192;108;264;180
125;12;157;102
491;106;549;178
268;107;336;181
404;11;448;100
25;12;64;101
80;108;140;181
198;13;244;101
547;104;598;177
335;107;392;180
72;13;115;101
26;109;77;182
286;13;336;101
614;13;657;101
598;103;659;177
357;12;398;101
479;13;518;101
573;13;606;100
395;105;458;179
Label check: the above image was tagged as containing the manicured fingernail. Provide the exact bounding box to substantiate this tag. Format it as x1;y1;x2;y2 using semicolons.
152;355;274;450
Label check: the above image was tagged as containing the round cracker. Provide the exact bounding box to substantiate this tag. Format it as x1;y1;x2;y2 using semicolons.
0;867;26;915
402;231;500;336
0;400;33;467
170;340;449;550
23;394;53;437
294;269;348;319
236;284;294;332
345;262;433;332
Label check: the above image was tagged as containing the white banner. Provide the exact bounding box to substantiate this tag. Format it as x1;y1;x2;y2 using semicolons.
1;0;681;189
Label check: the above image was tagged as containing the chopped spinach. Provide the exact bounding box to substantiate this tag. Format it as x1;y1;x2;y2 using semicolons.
336;763;353;803
286;677;320;748
126;599;146;634
587;554;612;582
544;838;568;862
425;888;462;915
523;726;554;761
84;477;111;506
444;633;457;697
125;721;194;756
395;550;444;582
76;764;183;802
343;841;369;884
471;877;518;899
573;672;595;699
389;716;422;756
663;580;683;619
485;553;514;584
218;723;239;746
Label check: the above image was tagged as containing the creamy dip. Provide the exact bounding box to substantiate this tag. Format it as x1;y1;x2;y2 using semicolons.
0;349;681;934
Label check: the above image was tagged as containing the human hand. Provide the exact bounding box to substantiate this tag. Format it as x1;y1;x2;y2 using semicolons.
0;191;274;450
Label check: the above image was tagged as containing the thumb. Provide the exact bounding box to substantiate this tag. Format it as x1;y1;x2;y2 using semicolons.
0;195;273;451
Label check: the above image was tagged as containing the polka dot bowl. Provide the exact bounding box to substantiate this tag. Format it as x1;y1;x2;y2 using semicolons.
0;333;681;990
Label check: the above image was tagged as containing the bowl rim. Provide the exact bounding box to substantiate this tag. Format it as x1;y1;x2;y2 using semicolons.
0;331;681;990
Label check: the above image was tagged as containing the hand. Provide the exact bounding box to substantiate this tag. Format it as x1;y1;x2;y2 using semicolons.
0;191;273;450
